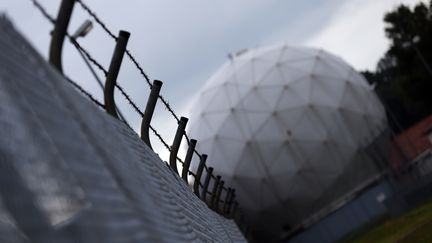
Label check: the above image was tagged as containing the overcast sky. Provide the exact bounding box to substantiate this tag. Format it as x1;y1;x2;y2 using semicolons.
1;0;421;160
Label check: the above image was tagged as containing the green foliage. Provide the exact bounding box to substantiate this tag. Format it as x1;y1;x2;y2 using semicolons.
363;1;432;132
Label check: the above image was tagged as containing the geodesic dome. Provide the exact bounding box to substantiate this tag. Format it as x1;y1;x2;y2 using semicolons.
188;44;387;235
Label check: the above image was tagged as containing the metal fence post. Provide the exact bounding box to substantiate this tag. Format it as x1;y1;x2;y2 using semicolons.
169;117;188;174
214;181;224;212
104;30;130;118
193;154;207;196
181;139;197;182
230;201;238;219
223;188;233;214
49;0;75;73
210;175;221;209
140;80;163;149
226;189;235;215
201;167;213;202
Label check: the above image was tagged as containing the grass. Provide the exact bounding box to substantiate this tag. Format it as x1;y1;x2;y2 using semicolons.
349;201;432;243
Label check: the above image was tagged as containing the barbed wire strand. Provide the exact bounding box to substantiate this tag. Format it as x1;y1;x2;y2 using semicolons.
71;39;132;129
75;0;117;41
29;0;242;219
75;0;183;124
73;2;213;176
29;0;107;111
65;76;105;109
29;0;55;23
30;0;218;190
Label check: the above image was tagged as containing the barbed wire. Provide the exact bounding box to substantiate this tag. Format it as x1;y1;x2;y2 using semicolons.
75;0;117;41
28;0;237;220
29;0;107;110
74;0;183;124
65;76;105;109
73;0;211;171
29;0;55;23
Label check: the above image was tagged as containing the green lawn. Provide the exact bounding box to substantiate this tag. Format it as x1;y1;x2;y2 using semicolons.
350;202;432;243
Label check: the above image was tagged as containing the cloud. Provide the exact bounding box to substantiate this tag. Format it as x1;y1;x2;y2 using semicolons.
2;0;420;161
304;0;422;71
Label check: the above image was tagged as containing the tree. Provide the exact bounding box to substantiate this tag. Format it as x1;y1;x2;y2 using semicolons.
363;1;432;132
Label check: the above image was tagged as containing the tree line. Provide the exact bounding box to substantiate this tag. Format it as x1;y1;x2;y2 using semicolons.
362;0;432;133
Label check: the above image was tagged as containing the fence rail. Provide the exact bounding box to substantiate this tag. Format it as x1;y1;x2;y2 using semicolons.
28;0;249;234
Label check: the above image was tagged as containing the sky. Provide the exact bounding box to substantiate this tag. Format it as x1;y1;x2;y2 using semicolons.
0;0;421;161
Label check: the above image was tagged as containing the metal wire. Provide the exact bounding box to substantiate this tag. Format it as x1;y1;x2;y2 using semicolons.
75;0;117;41
28;0;244;222
64;76;105;109
29;0;55;23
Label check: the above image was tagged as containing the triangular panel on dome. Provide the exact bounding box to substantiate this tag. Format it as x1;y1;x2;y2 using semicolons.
268;143;300;174
253;60;279;84
280;57;316;75
232;59;255;85
259;181;285;211
201;110;230;134
300;171;339;200
195;139;215;157
284;174;320;201
279;45;311;62
271;171;298;199
256;66;286;86
216;110;249;140
334;143;357;168
310;77;343;108
255;141;286;168
339;109;370;146
200;85;232;112
204;139;232;173
234;144;266;178
308;142;345;176
280;46;318;63
253;114;286;141
288;77;314;104
340;83;369;114
217;83;239;108
291;108;328;141
255;45;285;63
312;106;357;148
233;177;261;209
255;86;285;110
243;111;271;135
190;114;214;141
219;138;246;169
240;88;272;112
274;106;305;133
274;87;307;111
320;53;353;80
292;140;324;165
277;62;310;84
312;78;346;109
230;84;252;110
208;137;245;175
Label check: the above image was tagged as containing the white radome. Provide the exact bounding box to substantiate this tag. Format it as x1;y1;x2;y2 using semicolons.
188;44;387;233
